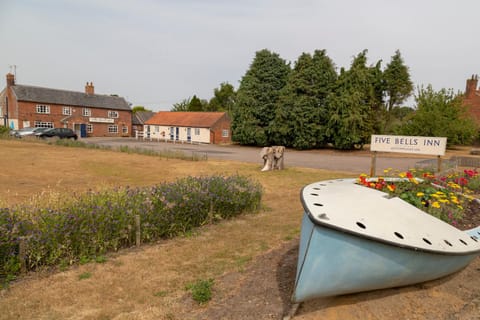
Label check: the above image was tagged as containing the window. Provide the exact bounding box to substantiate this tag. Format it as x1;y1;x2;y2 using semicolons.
87;124;93;133
36;105;50;114
108;110;119;118
108;125;118;133
34;121;54;128
122;126;128;134
62;107;72;116
83;108;91;116
222;129;229;138
155;126;159;132
194;128;200;135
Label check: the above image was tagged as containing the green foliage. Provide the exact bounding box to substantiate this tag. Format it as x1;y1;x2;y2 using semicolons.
188;95;204;111
171;98;191;112
208;82;236;113
0;126;10;137
0;175;262;281
132;106;151;113
232;49;291;146
78;272;92;280
398;85;477;145
186;278;214;304
383;50;414;112
325;50;377;149
271;50;337;149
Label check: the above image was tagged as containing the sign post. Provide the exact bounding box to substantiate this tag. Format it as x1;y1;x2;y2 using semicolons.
370;135;447;176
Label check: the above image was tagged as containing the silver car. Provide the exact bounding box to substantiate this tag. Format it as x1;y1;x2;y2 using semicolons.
14;127;49;138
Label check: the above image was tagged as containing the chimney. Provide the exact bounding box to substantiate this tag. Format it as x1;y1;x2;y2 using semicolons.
6;73;15;87
465;74;478;99
85;82;95;95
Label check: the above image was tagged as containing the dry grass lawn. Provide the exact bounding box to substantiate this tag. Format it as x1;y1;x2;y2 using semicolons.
0;139;353;319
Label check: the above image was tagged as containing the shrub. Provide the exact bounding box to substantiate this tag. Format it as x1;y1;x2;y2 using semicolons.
186;278;214;304
0;175;262;283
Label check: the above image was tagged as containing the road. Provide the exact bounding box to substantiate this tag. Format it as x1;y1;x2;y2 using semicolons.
83;137;440;174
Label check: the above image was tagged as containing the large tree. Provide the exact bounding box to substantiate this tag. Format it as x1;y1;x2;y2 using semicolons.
383;50;413;131
398;85;477;145
171;98;190;111
271;50;337;149
325;50;378;149
207;82;236;113
232;49;290;146
188;95;203;111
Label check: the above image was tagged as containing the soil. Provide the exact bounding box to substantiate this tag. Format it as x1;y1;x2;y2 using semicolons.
177;201;480;320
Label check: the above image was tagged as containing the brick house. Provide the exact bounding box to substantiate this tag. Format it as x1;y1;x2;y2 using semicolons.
464;74;480;126
144;111;231;144
132;110;155;138
0;73;132;137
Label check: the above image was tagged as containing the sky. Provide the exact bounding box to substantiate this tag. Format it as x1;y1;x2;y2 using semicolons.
0;0;479;111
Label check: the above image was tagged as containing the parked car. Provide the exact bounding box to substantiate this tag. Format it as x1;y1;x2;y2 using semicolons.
38;128;78;140
14;127;48;138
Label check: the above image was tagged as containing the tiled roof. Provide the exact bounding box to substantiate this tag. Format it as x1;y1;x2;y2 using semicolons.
145;112;228;128
132;111;155;125
11;85;131;111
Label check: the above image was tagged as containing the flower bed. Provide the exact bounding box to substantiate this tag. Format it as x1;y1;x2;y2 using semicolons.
0;175;263;284
357;169;480;230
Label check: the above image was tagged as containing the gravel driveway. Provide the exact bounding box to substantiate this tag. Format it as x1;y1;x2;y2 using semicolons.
83;137;438;174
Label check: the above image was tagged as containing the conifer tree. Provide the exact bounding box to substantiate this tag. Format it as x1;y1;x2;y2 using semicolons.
232;49;290;145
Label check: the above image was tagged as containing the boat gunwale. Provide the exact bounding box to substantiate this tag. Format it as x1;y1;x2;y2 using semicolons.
300;180;480;257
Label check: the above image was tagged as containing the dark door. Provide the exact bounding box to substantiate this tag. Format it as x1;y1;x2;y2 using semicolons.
80;124;87;138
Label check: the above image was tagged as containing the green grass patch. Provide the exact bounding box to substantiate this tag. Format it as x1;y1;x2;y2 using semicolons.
185;278;214;304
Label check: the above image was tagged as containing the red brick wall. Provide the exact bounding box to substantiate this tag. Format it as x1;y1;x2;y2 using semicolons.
13;99;131;137
211;114;231;144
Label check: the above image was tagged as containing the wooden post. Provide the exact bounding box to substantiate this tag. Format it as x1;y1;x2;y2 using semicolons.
19;237;27;274
437;155;442;173
370;151;377;177
135;215;141;247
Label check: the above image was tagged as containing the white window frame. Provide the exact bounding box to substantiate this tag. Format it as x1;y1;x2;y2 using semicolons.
83;108;91;116
222;129;229;138
62;106;72;116
36;105;50;114
122;125;128;134
108;110;119;118
87;124;93;133
194;128;200;135
34;121;54;128
108;125;118;133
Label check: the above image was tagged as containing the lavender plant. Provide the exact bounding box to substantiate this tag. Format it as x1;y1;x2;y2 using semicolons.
0;175;262;283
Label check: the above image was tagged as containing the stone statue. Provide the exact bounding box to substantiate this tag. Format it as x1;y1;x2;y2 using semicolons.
260;146;285;171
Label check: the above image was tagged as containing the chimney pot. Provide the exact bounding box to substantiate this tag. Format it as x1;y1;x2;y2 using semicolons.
85;81;95;95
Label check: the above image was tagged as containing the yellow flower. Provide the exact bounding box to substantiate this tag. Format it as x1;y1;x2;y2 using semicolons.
439;199;449;203
399;172;406;178
432;202;441;208
416;192;424;197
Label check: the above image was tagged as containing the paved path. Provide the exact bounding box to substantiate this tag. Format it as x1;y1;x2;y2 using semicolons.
83;137;440;174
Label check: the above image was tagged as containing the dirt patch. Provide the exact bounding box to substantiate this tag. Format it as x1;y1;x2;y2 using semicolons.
177;241;480;320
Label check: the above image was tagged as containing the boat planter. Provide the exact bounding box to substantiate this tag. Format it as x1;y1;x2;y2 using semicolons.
292;178;480;303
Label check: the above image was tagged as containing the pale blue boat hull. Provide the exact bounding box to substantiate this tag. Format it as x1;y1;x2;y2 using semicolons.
293;212;480;303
